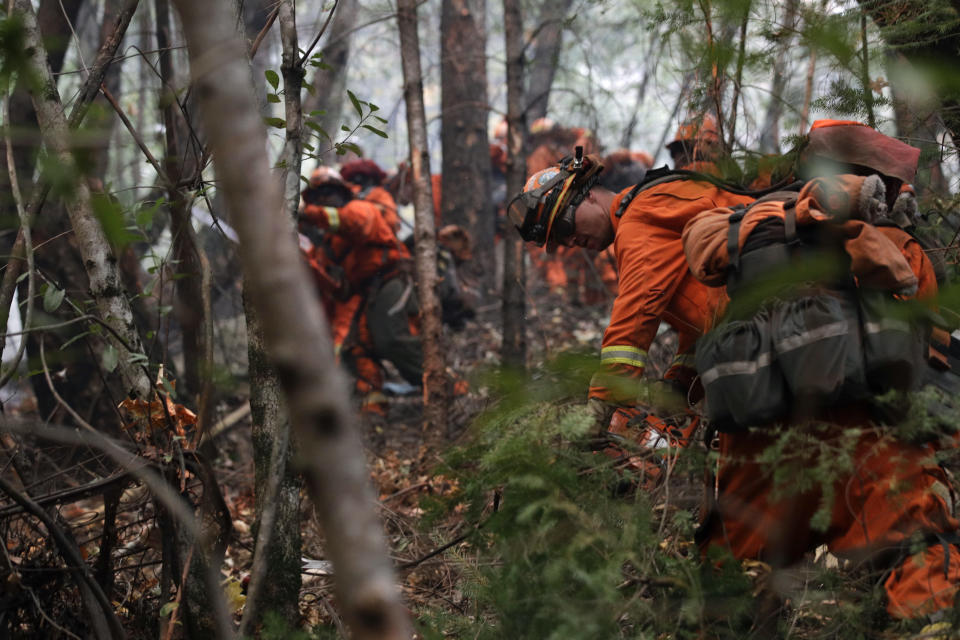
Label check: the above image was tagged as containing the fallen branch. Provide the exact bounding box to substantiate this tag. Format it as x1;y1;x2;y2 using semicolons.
0;474;124;639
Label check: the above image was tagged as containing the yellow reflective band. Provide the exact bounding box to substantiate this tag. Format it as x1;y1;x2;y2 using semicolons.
324;206;340;231
600;345;647;368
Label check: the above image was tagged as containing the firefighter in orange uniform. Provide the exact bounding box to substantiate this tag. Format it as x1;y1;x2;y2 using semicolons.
300;167;423;417
508;115;754;463
682;120;960;625
340;158;403;233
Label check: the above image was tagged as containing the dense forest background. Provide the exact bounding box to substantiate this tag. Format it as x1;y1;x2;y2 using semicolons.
2;0;960;638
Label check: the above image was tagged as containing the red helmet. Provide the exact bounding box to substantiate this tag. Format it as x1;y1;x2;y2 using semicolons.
802;120;920;186
309;166;347;189
304;166;353;206
507;147;604;251
340;159;387;185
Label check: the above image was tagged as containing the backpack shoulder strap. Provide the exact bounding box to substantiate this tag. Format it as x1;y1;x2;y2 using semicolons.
727;205;747;273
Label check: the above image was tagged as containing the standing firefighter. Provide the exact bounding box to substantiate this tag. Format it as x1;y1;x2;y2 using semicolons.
683;120;960;625
299;167;423;419
508;115;754;481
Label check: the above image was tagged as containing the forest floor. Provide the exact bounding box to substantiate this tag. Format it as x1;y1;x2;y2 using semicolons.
8;277;951;638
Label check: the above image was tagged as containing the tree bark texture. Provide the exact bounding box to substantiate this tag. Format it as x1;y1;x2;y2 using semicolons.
243;0;303;629
440;0;493;294
15;0;151;401
399;0;450;434
303;0;358;164
501;0;526;369
168;1;413;637
245;296;302;628
526;0;574;122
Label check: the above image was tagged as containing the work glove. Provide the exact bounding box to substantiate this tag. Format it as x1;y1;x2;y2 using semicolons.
586;397;616;441
641;379;689;418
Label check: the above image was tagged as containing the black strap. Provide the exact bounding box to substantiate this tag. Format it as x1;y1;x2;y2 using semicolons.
613;165;805;219
727;206;747;273
784;203;797;246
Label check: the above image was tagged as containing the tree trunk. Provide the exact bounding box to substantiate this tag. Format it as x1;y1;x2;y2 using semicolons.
15;0;151;401
758;0;798;154
526;0;574;121
502;0;526;369
858;0;960;143
156;0;212;418
303;0;358;164
5;0;140;441
168;0;413;637
242;0;303;631
440;0;493;295
399;0;449;434
241;0;277;116
886;49;950;197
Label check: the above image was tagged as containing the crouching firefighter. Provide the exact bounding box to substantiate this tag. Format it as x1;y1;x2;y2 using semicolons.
507;135;755;484
300;167;424;418
683;120;960;623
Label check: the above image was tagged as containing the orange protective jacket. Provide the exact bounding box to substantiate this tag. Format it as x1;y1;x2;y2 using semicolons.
301;199;411;291
358;185;401;233
588;174;754;404
876;225;938;301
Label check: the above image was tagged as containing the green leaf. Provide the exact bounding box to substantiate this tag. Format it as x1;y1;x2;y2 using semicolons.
362;124;388;139
367;101;379;112
308;110;326;117
127;352;149;364
340;124;351;132
265;69;280;91
101;344;118;373
42;285;65;313
267;93;281;103
91;193;135;249
135;200;160;228
305;121;331;141
303;141;315;152
347;89;363;116
336;142;362;156
159;601;179;617
15;271;28;283
373;115;388;124
263;117;286;129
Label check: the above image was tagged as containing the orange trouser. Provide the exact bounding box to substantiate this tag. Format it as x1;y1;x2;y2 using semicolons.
331;295;382;401
700;417;960;619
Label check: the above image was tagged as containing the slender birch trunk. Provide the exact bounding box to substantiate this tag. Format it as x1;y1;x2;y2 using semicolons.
502;0;526;369
168;1;412;637
398;0;449;434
